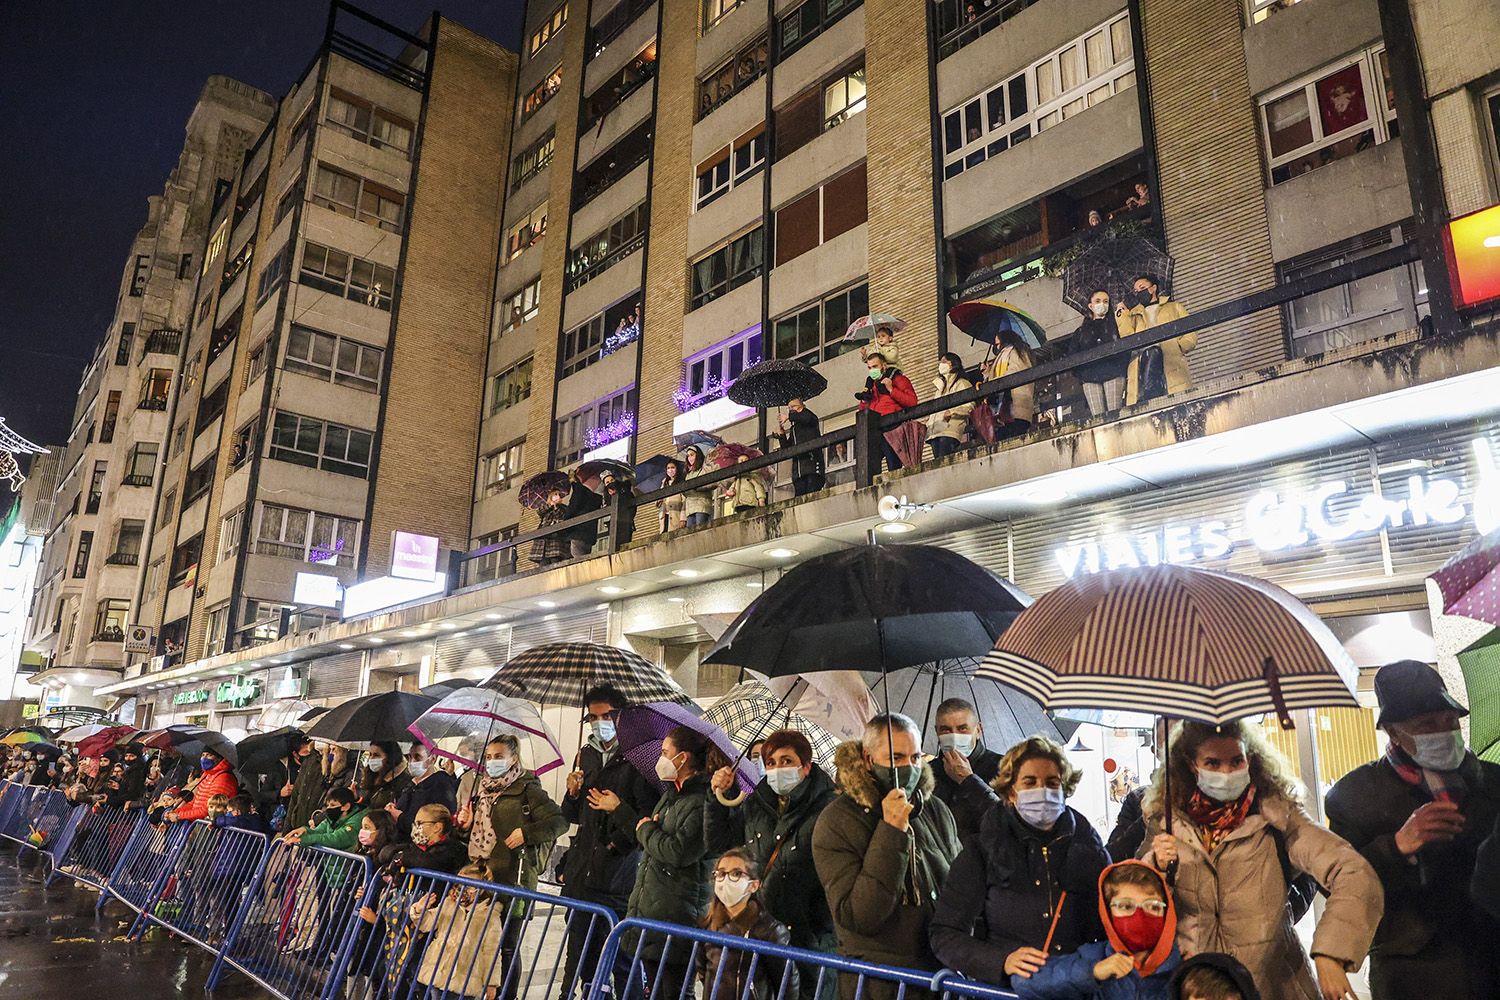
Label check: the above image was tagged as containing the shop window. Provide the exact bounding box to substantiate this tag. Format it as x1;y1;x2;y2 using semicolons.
1280;227;1427;358
529;3;568;58
1260;44;1396;185
480;440;526;496
268;411;374;478
490;358;534;414
690;228;764;310
506;202;549;261
698;35;768;121
498;278;542;336
772;281;868;364
695;126;766;210
774;163;867;267
521;65;564;121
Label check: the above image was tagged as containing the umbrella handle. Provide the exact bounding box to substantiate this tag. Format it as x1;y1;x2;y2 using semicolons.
714;788;747;807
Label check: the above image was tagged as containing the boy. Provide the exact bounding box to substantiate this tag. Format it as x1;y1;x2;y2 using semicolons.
1169;955;1259;1000
1013;860;1181;999
221;793;270;835
860;325;901;367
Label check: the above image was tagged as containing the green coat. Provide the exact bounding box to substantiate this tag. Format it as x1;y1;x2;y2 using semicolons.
285;754;326;832
484;772;567;890
621;772;714;952
300;806;369;853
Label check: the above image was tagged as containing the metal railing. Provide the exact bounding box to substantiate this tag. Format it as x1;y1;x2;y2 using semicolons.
588;0;656;60
566;231;648;292
143;329;183;356
934;0;1043;61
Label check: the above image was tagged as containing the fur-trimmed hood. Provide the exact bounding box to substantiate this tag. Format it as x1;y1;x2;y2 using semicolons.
833;739;937;810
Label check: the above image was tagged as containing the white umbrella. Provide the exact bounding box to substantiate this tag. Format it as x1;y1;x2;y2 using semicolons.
408;688;565;776
58;723;112;743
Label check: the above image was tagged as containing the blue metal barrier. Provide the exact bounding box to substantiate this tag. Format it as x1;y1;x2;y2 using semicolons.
46;800;148;891
127;820;272;949
0;785;72;852
0;782;39;842
105;819;193;917
0;780;24;833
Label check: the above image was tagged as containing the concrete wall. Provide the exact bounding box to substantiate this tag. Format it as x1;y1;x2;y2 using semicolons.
1241;0;1382;97
1265;139;1411;261
937;0;1126;107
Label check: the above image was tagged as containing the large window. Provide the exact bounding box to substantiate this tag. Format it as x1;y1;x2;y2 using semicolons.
498;278;541;336
690;228;764;309
218;507;243;564
772;281;869;364
184;456;215;504
324;88;414;155
1260;45;1395;185
529;3;568;57
1280;227;1427;358
778;0;862;62
583;44;658;128
284;325;384;392
254;502;361;567
256;243;290;307
300;241;395;310
115;323;134;365
506;202;549;261
574;118;654;210
480;439;527;496
196;379;229;432
72;531;94;578
934;0;1043;61
490;357;534;414
139;367;172;410
202;219;229;278
521;65;564;121
554;386;637;466
93;599;130;642
567;204;647;291
679;326;764;412
108;521;144;565
823;66;867;129
695;126;766;210
170;534;202;589
312;164;405;232
941;14;1134;182
123;443;158;487
774;163;867;266
269;411;374;478
702;0;746;32
698;35;768;121
512;130;556;191
561;296;640;377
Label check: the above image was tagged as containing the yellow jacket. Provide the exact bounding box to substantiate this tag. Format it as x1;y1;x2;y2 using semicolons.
1116;296;1194;404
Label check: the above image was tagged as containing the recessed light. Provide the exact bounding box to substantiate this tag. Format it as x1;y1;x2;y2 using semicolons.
451;631;468;638
671;569;700;578
368;637;385;644
485;613;504;620
745;581;763;589
599;585;625;595
878;522;914;534
537;600;558;609
247;662;259;669
1485;235;1500;248
764;547;798;559
338;643;355;650
666;597;686;603
436;622;458;630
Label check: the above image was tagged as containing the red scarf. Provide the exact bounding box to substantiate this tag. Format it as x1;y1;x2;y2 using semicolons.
1184;784;1256;852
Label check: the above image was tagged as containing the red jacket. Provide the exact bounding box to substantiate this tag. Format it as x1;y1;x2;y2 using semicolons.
174;758;240;821
858;369;918;416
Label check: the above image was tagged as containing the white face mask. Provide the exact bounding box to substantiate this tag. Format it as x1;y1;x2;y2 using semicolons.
485;758;513;779
938;362;952;375
937;733;975;757
1408;729;1465;771
714;875;754;908
1090;301;1110;318
765;766;804;796
1015;787;1067;830
407;759;428;779
1196;766;1252;803
365;758;384;772
590;720;617;745
751;757;765;779
655;753;681;783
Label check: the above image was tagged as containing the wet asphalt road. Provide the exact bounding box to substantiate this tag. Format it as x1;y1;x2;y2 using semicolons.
0;844;263;999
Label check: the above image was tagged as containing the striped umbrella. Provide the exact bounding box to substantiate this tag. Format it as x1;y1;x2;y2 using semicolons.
978;565;1359;729
483;641;694;709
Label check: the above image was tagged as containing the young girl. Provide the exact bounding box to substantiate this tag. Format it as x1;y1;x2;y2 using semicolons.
413;861;510;1000
349;811;402;997
698;847;799;1000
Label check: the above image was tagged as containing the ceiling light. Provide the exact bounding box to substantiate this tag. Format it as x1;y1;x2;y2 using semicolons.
451;631;468;638
599;585;625;595
745;581;762;589
1013;484;1071;504
485;613;504;620
538;600;558;609
400;630;419;638
337;643;356;650
436;622;458;630
671;569;700;578
764;547;798;559
878;521;915;534
368;637;385;644
666;597;686;603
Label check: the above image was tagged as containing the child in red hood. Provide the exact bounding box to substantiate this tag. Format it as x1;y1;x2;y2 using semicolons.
1013;860;1182;999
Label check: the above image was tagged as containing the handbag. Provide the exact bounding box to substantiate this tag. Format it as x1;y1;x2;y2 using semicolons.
1137;346;1168;399
969;399;998;444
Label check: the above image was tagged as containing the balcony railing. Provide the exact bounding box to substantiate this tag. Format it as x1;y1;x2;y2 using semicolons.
138;395;169;412
588;0;655;61
143;329;183;356
221;240;255;294
122;473;153;488
934;0;1043;61
91;627;126;643
573;142;653;212
105;551;140;566
565;231;647;293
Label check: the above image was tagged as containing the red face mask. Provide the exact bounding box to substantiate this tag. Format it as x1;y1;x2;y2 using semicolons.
1112;910;1165;953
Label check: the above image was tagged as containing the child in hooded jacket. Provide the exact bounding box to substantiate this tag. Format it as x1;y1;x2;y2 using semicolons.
1013;860;1182;1000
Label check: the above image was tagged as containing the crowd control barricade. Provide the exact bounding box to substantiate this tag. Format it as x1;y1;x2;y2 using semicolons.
334;866;619;1000
45;800;149;891
0;780;26;833
104;818;193;918
207;839;375;1000
0;785;71;852
0;781;42;842
126;819;272;949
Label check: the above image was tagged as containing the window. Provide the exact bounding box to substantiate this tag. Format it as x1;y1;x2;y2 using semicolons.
1261;44;1395;185
177;252;194;279
1248;0;1305;24
1281;227;1427;357
561;297;640;378
490;357;534;414
269;411;374;478
256;243;290;307
230;419;257;469
679;326;764;411
196;294;214;327
822;66;866;129
115;323;135;365
529;3;567;57
93;599;130;642
101;392;120;443
300;241;395;310
205;604;230;656
139;367;172;410
778;0;861;62
218;507;244;563
253;503;361;567
1487;87;1500;182
774;163;867;266
498;278;542;336
170;534;203;588
941;14;1134;181
573;118;654;210
690;228;764;309
506;202;549;260
203;219;229;278
172;421;188;457
772;281;869;364
129;254;150;296
566;204;647;290
480;440;526;496
935;0;1043;60
703;0;745;31
583;44;658;127
275;181;303;224
469;526;520;583
284;325;384;392
144;558;165;602
287;103;314;152
698;35;768;121
108;520;144;565
196;379;229;432
124;443;158;487
184;457;216;504
324;88;414;154
521;66;564;121
246;338;270;385
312;164;405;232
775;85;823;160
234;169;267;227
554;386;637;466
87;462;107;514
512;130;556;191
160;489;177;524
695;126;766;210
207;306;240;363
72;531;94;578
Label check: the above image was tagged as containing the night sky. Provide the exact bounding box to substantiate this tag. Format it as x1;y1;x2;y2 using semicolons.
1;1;525;452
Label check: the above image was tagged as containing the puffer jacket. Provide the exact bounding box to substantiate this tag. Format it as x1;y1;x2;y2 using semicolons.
174;759;240;822
621;771;715;958
705;764;838;951
1139;792;1382;1000
719;471;767;515
561;742;658;909
698;899;801;1000
682;450;716;518
989;347;1035;422
926;373;975;441
812;742;961;1000
483;771;567;889
930;799;1110;986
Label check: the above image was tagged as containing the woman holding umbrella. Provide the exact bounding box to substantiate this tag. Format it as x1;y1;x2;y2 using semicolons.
984;332;1036;440
1142;720;1380;1000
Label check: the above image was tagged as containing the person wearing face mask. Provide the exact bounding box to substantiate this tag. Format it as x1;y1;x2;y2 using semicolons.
931;736;1109;988
466;734;566;894
285;785;369;850
927;353;975;460
358;740;414;814
285;739;345;833
855;352;919;472
707;729;838;1000
388;742;458;842
1144;721;1380;1000
931;698;1005;843
697;847;801;1000
1325;660;1500;1000
984;333;1037;441
164;748;240;823
1114;273;1194;406
812;714;960;1000
1070;290;1130;417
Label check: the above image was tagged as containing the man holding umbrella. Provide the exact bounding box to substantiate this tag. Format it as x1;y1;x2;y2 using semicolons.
775;398;824;497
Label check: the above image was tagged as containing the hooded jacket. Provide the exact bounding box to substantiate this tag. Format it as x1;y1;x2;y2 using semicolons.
857;367;919;417
300;805;370;852
174;759;240;822
1011;860;1181;1000
285;749;330;832
812;741;961;1000
1167;953;1261;1000
560;740;658;908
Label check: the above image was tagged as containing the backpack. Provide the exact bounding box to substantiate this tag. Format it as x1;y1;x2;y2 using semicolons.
1268;824;1324;923
519;781;558;882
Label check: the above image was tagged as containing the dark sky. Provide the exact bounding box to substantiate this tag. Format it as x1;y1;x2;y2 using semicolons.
0;1;525;450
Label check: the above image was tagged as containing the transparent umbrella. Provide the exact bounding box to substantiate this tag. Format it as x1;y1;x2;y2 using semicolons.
407;688;565;775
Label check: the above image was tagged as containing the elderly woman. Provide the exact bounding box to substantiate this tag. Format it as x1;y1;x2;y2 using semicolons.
931;736;1110;988
1143;720;1382;1000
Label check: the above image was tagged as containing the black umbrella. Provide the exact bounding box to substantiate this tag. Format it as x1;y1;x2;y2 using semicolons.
304;691;437;744
518;470;570;510
727;358;828;408
235;726;306;773
704;544;1032;676
165;725;240;764
298;705;329;722
633;454;674;492
576;458;634;489
862;659;1071;755
419;678;479;700
1060;236;1175;314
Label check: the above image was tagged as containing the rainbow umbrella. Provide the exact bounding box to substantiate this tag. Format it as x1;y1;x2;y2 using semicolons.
947;298;1047;350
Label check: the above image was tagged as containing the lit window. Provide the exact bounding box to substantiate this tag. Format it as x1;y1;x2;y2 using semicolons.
1259;45;1396;185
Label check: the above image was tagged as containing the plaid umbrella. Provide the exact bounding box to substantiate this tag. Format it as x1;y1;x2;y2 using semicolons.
519;470;570;510
484;641;694;709
863;660;1070;755
727;358;828;408
616;701;758;794
1456;628;1500;764
408;688;564;774
1061;236;1174;313
304;691;437;745
884;420;928;468
703;681;839;769
844;313;907;342
947;299;1047;349
1430;527;1500;626
979;564;1359;729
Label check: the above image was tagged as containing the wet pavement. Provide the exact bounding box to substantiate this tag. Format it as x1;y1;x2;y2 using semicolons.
0;844;262;999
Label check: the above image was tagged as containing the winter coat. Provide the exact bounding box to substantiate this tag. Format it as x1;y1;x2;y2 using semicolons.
483;771;567;890
174;759;240;822
658;477;687;532
1474;810;1500;922
286;753;329;832
989;347;1035;422
605;484;637;544
392;769;459;842
926;374;975;442
416;895;506;995
402;835;470;875
105;762;148;809
857;369;919;417
1069;316;1129;385
1139;792;1382;1000
622;771;715;956
360;763;414;815
776;407;824;481
931;801;1110;986
1117;296;1194;404
531;503;571;562
683;451;717;518
1325;753;1500;998
563;481;604;547
1107;787;1147;863
720;471;767;515
300;806;369;852
561;742;658;910
705;764;838;950
812;741;961;1000
930;743;1002;844
698;899;801;1000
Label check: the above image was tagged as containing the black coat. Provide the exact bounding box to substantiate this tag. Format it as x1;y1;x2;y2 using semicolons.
931;745;1002;845
105;762;148;809
1069;316;1128;383
561;743;658;910
1106;785;1146;862
564;482;604;546
776;408;824;480
392;770;458;842
929;802;1109;986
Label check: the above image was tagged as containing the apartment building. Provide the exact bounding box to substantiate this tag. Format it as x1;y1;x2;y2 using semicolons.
121;3;516;678
2;450;61;713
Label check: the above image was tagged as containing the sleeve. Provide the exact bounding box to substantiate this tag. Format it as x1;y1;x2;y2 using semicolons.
1324;781;1418;894
947;381;975;419
1168;301;1195;352
890;375;919;409
813;810;911;939
1008;948;1099;1000
955;774;999;823
561;783;583;825
637;794;708;869
703;791;747;856
1281;804;1383;967
303;815;361;851
1473;810;1500;921
521;783;568;844
1106;790;1145;863
929;843;1014;984
607;769;659;847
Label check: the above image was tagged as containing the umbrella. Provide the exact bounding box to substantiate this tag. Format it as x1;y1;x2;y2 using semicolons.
947;298;1047;350
633;454;674;493
305;691;437;745
727;358;828;408
236;727;307;773
408;688;564;774
420;678;479;700
576;458;634;491
123;728;174;750
75;726;139;758
254;699;316;733
753;670;880;744
707;442;775;485
484;641;694;708
705;544;1032;676
1060;235;1174;314
1455;628;1500;764
862;660;1070;755
844;313;907;342
519;470;570;510
163;725;240;764
674;429;724;453
59;723;113;743
298;706;330;723
703;681;840;769
883;420;928;468
615;701;758;794
1;729;51;746
1430;527;1500;627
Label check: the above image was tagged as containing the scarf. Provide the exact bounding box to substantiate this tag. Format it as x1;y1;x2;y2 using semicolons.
466;767;523;860
1184;784;1257;853
1386;743;1466;805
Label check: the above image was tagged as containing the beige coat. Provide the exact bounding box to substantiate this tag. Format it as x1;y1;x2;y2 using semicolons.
1117;296;1195;404
926;374;974;441
415;895;505;995
719;471;767;515
1140;793;1382;1000
990;347;1035;422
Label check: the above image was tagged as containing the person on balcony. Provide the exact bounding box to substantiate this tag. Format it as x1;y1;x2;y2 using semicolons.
927;353;975;460
719;454;767;515
1116;274;1194;406
532;487;572;566
985;333;1036;440
563;471;604;559
856;352;919;472
657;459;686;533
600;469;636;546
682;446;716;528
1071;290;1130;417
776;398;825;496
